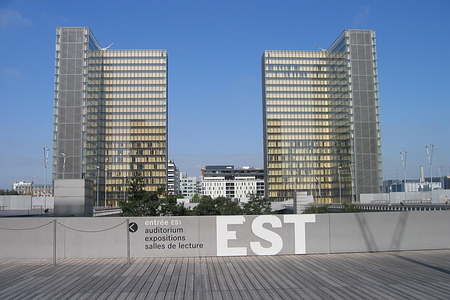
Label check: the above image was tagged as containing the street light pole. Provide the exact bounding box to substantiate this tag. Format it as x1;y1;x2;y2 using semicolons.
104;167;107;207
61;153;66;180
338;166;342;204
96;165;100;207
43;146;49;210
400;151;407;202
123;175;127;203
426;144;434;201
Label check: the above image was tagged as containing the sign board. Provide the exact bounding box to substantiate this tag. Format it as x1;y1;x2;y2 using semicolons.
129;215;321;257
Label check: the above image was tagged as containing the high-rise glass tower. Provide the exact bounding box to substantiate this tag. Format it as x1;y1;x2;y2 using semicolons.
53;27;168;205
262;29;382;203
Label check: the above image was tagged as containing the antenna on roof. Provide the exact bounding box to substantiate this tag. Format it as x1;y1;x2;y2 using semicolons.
101;43;113;51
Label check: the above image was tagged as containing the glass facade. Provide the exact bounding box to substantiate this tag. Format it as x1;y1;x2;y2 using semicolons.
263;30;382;203
53;27;168;206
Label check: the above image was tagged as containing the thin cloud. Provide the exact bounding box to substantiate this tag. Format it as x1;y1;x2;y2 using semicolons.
0;9;31;29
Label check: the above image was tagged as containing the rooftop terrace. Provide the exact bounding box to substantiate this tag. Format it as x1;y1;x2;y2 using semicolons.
0;250;449;299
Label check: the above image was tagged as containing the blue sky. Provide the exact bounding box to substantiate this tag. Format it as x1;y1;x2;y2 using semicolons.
0;0;449;188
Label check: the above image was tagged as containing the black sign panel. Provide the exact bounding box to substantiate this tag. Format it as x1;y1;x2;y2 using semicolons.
129;222;138;233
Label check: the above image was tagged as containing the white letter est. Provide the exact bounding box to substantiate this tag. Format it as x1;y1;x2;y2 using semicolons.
250;215;283;255
284;215;316;254
216;216;247;256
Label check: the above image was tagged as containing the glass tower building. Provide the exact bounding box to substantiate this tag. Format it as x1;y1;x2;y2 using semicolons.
53;27;168;206
262;29;382;203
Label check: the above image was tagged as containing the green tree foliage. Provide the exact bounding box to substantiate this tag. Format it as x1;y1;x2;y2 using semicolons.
159;194;189;216
0;189;19;195
190;194;201;203
302;205;328;214
119;174;187;216
193;196;243;216
242;195;272;215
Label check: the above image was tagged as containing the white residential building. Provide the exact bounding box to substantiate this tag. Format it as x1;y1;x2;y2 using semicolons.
167;160;180;195
179;172;200;199
201;175;264;203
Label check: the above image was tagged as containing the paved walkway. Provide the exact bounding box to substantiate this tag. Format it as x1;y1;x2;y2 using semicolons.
0;250;449;299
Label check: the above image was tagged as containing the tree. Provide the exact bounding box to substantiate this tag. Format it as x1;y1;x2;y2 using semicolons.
242;195;272;215
193;195;217;215
0;189;19;195
193;196;242;216
159;194;189;216
191;194;201;203
120;174;159;216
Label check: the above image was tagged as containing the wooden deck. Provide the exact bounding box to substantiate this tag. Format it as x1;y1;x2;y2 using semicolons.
0;250;449;299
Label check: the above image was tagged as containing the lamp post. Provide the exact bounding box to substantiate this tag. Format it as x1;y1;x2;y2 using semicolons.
104;167;107;207
61;152;66;180
426;144;434;201
338;165;342;205
123;175;127;203
96;165;100;207
400;151;407;202
43;146;49;210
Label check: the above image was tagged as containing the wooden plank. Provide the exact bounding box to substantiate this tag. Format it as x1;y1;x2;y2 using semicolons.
184;257;195;300
134;258;166;300
174;258;188;300
0;250;450;299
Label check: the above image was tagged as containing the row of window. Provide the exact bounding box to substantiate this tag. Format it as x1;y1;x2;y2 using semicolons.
90;51;166;58
265;66;347;72
267;163;350;171
105;107;166;113
88;79;166;85
102;100;166;106
101;114;166;120
267;148;346;155
265;92;348;99
268;127;336;134
88;65;166;71
267;140;349;148
88;86;166;92
87;93;166;99
265;65;347;72
88;72;166;78
267;106;332;113
100;163;166;170
265;79;347;85
87;135;165;142
104;121;165;127
265;86;349;93
105;156;166;163
265;72;347;79
267;120;338;127
266;102;349;109
89;58;166;64
266;113;333;120
264;51;345;58
101;142;166;149
267;183;350;190
103;149;165;156
267;134;350;141
104;128;166;134
268;154;345;161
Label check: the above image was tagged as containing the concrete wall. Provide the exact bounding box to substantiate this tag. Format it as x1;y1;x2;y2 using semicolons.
54;179;93;217
361;190;450;204
0;212;449;259
0;195;32;210
0;196;54;213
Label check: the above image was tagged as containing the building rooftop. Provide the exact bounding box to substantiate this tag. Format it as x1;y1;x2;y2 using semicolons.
0;250;449;299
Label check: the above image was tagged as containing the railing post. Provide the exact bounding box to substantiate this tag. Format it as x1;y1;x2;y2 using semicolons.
126;219;130;265
53;219;56;266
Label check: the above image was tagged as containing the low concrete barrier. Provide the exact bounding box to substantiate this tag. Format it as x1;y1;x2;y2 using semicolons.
0;211;449;259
